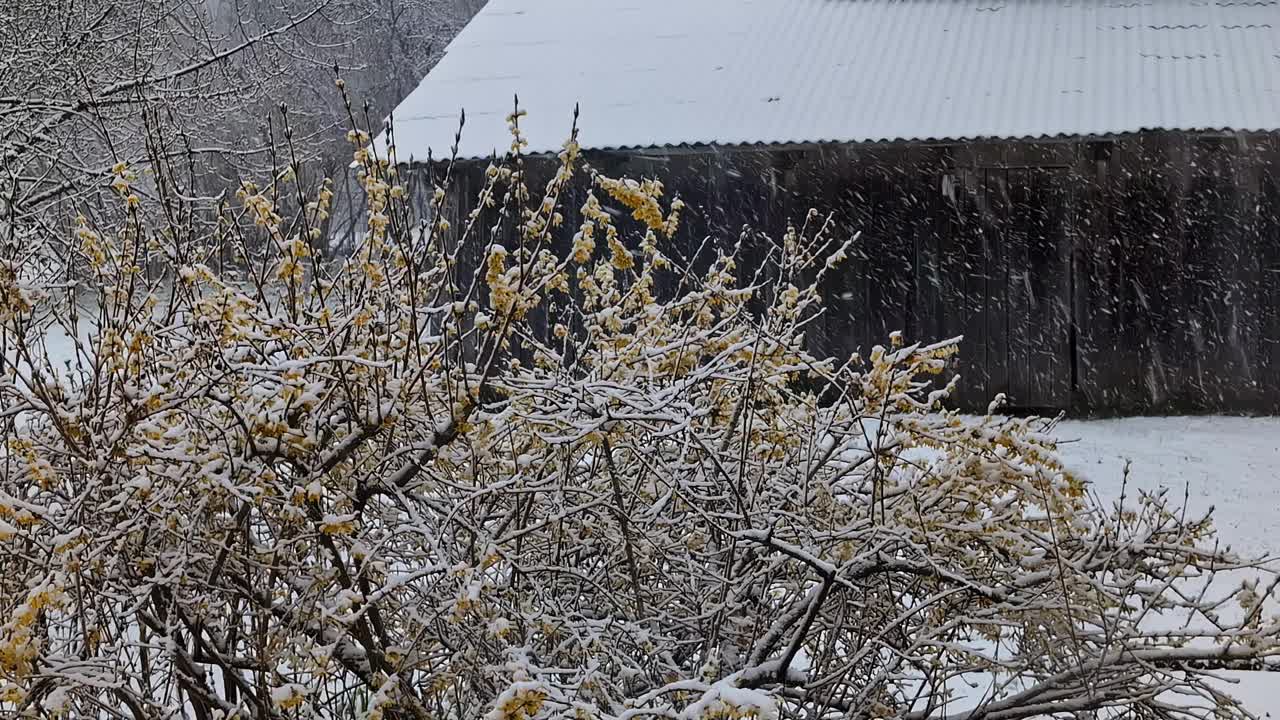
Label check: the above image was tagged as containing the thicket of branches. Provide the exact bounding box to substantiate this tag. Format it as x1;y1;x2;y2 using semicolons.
1;0;473;256
2;96;1278;720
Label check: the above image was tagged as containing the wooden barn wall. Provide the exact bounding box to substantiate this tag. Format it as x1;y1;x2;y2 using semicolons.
426;132;1280;415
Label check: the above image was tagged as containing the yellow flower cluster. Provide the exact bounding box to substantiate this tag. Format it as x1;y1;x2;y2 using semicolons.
506;109;530;155
662;197;685;237
238;182;283;235
109;161;140;208
486;245;515;315
319;514;356;536
7;439;55;491
177;263;215;286
75;217;107;269
1;582;64;681
305;179;335;223
0;262;41;323
0;682;24;704
277;237;311;285
570;194;604;264
702;703;766;720
495;687;546;720
272;683;308;711
595;175;670;235
194;288;260;345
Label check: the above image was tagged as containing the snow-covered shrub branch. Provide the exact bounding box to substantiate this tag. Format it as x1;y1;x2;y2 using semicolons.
1;107;1276;720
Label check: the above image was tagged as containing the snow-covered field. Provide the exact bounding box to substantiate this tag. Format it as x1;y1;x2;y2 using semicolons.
1055;416;1280;718
1057;416;1280;558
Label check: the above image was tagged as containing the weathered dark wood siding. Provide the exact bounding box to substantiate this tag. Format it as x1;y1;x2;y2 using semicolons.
423;131;1280;415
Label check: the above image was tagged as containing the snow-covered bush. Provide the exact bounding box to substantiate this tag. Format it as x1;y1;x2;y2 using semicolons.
1;109;1277;720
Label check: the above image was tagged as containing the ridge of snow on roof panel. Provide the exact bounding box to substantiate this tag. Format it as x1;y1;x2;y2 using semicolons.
383;0;1280;162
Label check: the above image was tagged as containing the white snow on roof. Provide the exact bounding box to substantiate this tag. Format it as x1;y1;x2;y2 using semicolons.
384;0;1280;161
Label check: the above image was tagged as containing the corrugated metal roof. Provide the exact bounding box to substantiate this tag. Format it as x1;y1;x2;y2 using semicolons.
382;0;1280;161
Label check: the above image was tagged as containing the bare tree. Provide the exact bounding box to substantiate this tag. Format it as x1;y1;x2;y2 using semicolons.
0;0;322;231
0;0;473;264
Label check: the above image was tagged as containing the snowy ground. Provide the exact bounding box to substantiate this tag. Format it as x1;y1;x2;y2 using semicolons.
1056;416;1280;558
1053;416;1280;718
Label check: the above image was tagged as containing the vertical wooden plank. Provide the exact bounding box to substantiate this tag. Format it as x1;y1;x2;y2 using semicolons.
1228;135;1261;410
1001;164;1071;411
1044;167;1075;408
1257;137;1280;410
951;165;992;408
918;147;978;405
1107;135;1175;411
981;165;1010;403
800;148;839;360
861;155;915;350
1182;136;1261;409
901;156;924;345
1025;167;1073;409
820;146;865;361
911;148;948;350
834;156;875;362
1005;166;1033;405
1073;140;1119;412
1155;133;1191;410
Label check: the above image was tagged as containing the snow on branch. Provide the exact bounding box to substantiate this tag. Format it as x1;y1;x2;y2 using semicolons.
0;101;1275;720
